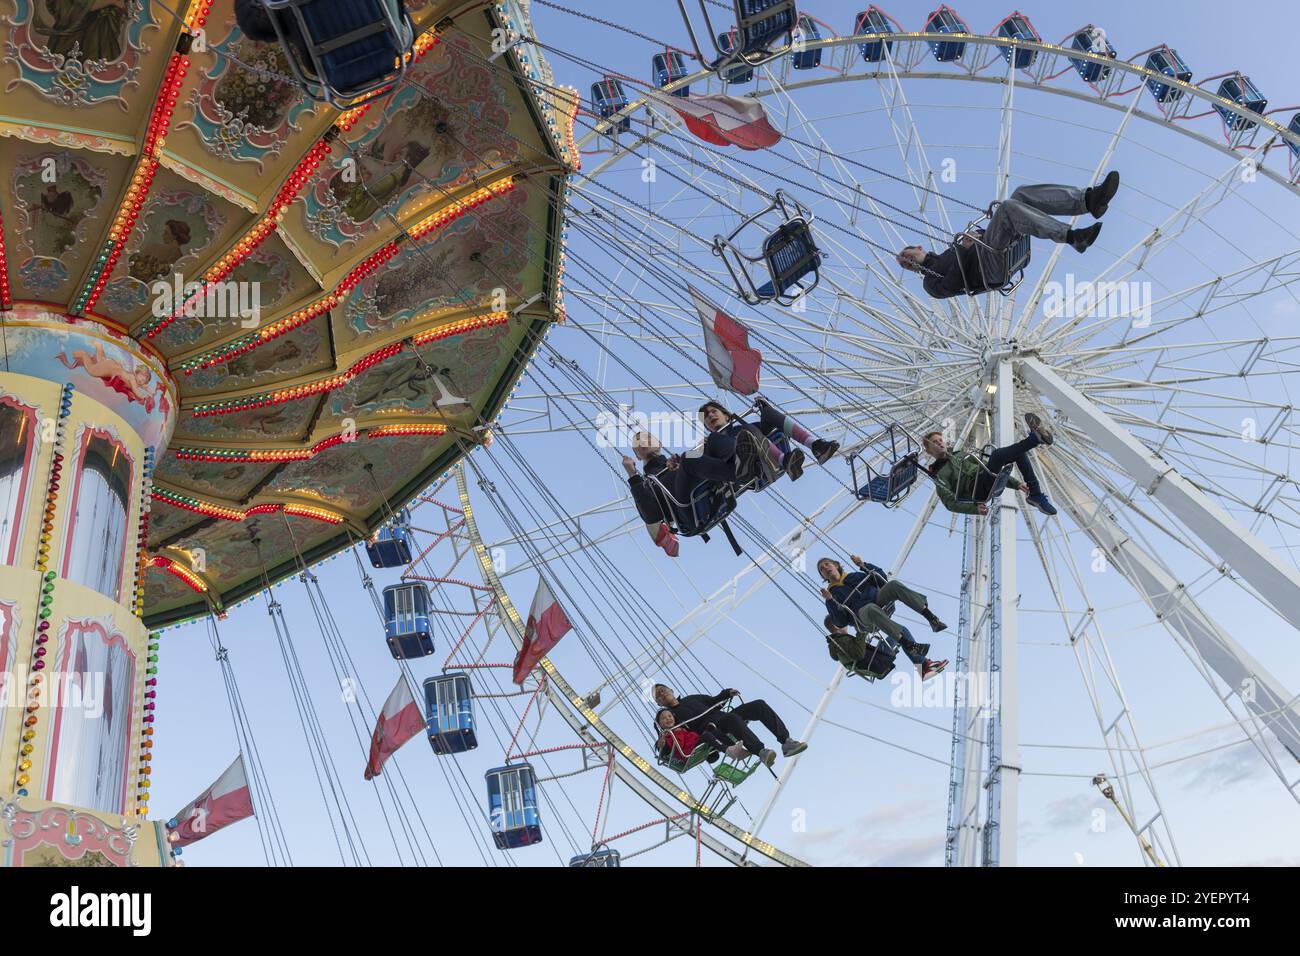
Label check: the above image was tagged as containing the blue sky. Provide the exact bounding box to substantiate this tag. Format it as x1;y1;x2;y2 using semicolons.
151;0;1300;867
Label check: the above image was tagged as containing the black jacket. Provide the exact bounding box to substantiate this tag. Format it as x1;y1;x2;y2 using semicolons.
824;563;890;629
922;245;990;299
670;691;731;729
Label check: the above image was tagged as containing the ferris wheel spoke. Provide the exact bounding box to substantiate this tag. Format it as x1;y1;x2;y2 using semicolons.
1023;508;1183;865
1037;456;1300;798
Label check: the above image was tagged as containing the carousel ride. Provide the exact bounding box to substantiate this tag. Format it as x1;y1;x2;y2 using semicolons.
0;0;573;866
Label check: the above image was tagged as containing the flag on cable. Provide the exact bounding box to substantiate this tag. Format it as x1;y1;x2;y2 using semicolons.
364;676;425;780
169;754;255;848
691;286;762;395
512;577;572;684
647;89;781;150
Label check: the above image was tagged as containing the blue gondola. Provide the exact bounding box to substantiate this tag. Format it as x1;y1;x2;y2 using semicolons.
851;424;920;506
790;14;822;70
382;582;434;660
424;672;477;754
261;0;415;110
1067;25;1116;84
924;5;969;63
716;30;755;83
994;12;1039;70
1143;47;1191;105
854;7;896;64
591;77;631;134
569;847;622;867
366;507;412;568
486;764;543;850
1289;114;1300;160
653;50;692;96
1214;74;1267;131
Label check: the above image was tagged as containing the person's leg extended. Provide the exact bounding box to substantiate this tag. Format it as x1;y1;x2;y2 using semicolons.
731;699;790;744
986;198;1070;247
986;437;1043;495
755;398;837;462
711;712;765;755
1009;184;1087;217
875;579;946;632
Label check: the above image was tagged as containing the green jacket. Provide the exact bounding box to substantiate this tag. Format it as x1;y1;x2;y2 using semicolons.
929;448;1021;515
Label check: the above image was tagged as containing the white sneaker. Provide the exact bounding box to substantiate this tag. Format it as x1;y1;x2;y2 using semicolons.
725;743;748;761
782;739;808;757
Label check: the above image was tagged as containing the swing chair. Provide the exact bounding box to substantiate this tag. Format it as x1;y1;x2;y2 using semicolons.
645;418;794;555
945;452;1016;508
714;191;821;307
654;707;764;818
828;629;898;683
259;0;415;110
952;203;1032;297
850;424;921;506
676;0;798;74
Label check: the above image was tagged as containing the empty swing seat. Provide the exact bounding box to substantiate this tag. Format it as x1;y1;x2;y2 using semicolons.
754;219;821;301
854;7;896;63
1144;47;1192;104
855;454;920;504
591;77;632;133
924;6;970;63
994;12;1040;69
653;50;692;96
716;31;755;83
790;14;822;70
424;672;477;755
569;847;622;867
366;507;412;568
1068;26;1116;84
382;582;434;660
486;764;543;850
262;0;414;109
1214;74;1267;131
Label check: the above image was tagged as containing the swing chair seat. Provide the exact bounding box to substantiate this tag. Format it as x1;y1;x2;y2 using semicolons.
262;0;414;109
677;0;798;74
955;205;1032;297
954;463;1015;506
849;425;920;506
648;427;792;553
714;191;821;307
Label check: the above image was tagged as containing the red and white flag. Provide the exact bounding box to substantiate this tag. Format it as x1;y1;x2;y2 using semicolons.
170;755;255;848
364;677;425;780
691;286;762;395
650;90;781;150
512;578;572;684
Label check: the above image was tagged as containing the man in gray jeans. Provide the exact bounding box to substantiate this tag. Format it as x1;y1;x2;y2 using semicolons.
896;172;1120;299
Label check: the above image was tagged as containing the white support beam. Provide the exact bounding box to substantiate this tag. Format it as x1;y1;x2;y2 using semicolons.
1038;460;1300;763
1019;357;1300;634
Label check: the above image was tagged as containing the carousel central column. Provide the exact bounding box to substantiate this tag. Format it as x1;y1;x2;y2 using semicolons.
0;308;176;867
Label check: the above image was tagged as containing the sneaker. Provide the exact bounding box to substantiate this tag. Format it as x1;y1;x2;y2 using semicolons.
1026;493;1059;517
784;447;806;481
725;742;748;761
1067;222;1102;253
654;522;680;557
1024;412;1054;446
1085;171;1120;219
810;439;840;465
922;659;949;680
758;748;777;768
781;739;808;758
734;434;762;482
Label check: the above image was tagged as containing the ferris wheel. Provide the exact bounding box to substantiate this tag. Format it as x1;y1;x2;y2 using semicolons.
423;2;1300;867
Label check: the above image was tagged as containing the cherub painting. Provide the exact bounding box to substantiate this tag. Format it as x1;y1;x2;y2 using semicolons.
58;342;168;415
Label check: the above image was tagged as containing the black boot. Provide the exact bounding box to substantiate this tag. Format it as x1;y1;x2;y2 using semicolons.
810;438;839;465
1085;171;1120;218
923;608;948;633
784;447;806;481
1067;222;1102;252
